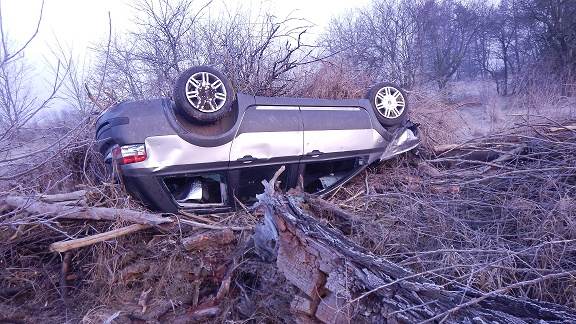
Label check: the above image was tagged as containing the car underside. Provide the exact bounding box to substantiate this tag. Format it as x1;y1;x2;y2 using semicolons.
95;66;420;213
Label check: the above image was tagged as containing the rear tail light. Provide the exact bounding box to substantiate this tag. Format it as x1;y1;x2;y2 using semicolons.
112;144;147;165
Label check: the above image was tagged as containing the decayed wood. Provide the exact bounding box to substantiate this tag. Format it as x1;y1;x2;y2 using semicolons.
5;195;171;225
254;189;576;323
50;224;151;253
181;229;235;251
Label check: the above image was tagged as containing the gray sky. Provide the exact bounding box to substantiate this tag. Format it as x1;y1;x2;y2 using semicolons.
3;0;369;72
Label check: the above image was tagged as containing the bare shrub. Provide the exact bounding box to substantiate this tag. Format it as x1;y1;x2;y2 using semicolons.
510;66;576;121
408;87;480;146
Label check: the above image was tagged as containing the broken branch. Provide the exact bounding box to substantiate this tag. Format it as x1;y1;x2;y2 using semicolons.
49;224;151;253
5;195;171;225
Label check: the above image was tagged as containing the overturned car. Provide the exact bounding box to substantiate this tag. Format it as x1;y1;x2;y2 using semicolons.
95;66;420;213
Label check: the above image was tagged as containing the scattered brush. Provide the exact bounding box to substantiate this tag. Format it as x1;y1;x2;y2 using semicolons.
326;117;576;309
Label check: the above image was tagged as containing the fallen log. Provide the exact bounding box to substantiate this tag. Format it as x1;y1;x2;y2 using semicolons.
5;195;171;225
254;183;576;323
49;224;151;253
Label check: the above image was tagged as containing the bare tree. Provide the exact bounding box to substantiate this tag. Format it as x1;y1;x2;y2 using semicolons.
325;0;424;88
516;0;576;95
93;0;318;101
324;0;482;89
481;4;517;95
420;0;481;89
0;0;68;142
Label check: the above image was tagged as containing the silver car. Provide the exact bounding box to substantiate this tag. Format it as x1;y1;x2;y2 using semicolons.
95;66;420;213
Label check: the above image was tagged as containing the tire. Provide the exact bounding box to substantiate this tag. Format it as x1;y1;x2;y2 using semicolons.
173;66;235;123
366;82;408;127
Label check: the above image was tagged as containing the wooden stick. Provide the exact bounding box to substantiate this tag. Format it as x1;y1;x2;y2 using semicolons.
179;209;219;225
549;125;576;132
432;143;464;153
178;219;251;231
50;224;150;253
39;190;87;203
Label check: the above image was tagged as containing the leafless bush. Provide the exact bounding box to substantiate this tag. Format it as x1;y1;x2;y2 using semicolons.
408;86;479;146
510;65;576;119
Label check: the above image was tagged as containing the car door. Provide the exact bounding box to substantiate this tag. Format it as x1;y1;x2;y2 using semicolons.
228;105;303;205
299;106;375;194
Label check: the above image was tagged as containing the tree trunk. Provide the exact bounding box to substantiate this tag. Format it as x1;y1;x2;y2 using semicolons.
254;188;576;323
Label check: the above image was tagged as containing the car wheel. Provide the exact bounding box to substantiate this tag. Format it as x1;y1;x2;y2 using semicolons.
367;82;408;127
173;66;235;123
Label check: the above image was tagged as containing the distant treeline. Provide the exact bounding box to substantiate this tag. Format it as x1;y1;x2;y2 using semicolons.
327;0;576;94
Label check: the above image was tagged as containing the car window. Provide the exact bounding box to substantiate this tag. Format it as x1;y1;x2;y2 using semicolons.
303;158;358;194
164;173;227;208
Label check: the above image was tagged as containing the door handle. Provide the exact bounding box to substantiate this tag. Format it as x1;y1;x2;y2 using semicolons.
237;155;257;163
305;150;324;158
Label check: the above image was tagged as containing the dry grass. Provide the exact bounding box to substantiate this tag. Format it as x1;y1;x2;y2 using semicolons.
297;59;374;100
